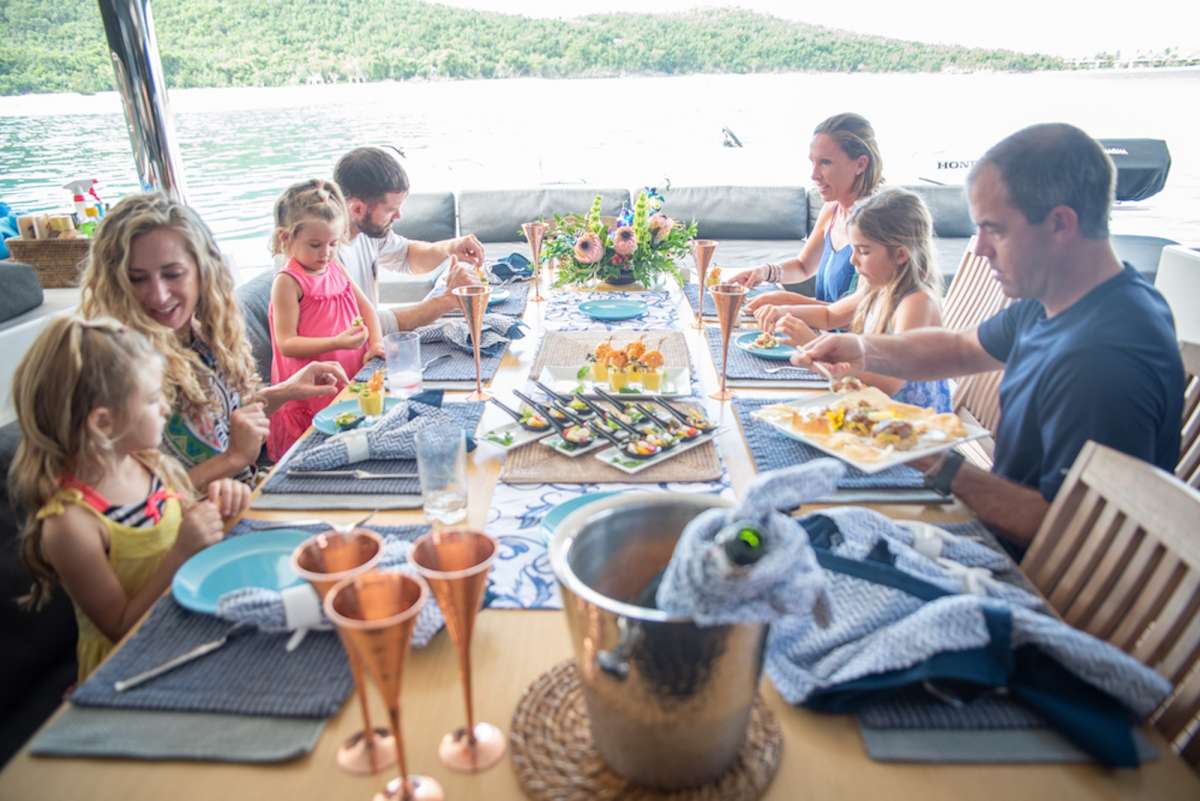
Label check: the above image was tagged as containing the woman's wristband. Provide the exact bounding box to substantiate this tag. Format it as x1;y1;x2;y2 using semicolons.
763;263;783;284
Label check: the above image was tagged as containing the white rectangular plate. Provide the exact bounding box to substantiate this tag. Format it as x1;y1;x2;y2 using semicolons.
537;365;691;400
751;395;988;474
479;420;552;451
593;430;720;475
540;432;610;458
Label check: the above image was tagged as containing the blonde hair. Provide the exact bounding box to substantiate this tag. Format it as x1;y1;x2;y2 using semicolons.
10;316;194;609
814;113;884;199
271;179;348;256
847;188;942;336
79;193;261;417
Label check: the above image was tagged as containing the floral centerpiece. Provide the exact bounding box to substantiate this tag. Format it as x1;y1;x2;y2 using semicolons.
542;188;698;289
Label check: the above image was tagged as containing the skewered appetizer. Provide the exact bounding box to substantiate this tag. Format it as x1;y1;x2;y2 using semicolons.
706;266;722;287
357;368;385;416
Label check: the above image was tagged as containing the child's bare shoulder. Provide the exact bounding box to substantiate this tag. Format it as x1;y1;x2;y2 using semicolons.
40;504;109;563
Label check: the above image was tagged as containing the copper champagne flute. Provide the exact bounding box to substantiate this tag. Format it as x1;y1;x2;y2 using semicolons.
691;239;718;329
325;572;444;801
452;284;492;401
522;220;548;303
709;282;747;401
291;528;394;775
410;529;505;772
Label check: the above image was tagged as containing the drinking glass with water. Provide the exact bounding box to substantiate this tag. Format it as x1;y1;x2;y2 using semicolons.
385;332;422;398
415;422;468;527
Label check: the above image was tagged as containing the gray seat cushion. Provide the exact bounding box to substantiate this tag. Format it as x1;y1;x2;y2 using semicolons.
0;261;44;324
392;192;455;243
808;184;975;240
459;188;630;243
235;269;275;383
664;186;809;240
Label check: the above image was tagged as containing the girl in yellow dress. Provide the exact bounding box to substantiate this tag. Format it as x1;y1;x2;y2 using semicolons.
10;317;251;680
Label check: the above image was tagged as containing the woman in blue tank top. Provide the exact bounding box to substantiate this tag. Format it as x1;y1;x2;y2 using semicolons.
734;112;883;307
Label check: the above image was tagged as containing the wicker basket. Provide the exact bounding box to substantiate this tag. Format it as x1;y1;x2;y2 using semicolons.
6;238;91;288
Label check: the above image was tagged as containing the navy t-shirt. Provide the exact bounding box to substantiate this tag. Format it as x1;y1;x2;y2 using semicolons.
977;264;1183;502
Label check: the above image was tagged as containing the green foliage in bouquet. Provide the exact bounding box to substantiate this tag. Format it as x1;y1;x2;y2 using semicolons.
540;190;697;289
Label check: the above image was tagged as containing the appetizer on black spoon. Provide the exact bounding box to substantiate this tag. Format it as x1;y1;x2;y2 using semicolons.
488;396;553;432
531;379;595;419
512;389;596;449
587;419;663;460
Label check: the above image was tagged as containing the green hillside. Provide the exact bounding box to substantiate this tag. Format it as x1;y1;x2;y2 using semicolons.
0;0;1065;95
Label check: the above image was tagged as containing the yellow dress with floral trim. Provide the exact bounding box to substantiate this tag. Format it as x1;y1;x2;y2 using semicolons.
37;486;182;681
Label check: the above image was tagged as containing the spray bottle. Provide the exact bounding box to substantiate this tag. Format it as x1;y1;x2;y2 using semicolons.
64;179;105;235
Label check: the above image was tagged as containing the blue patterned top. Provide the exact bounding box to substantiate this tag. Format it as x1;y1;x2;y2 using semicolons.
862;290;952;413
816;227;856;302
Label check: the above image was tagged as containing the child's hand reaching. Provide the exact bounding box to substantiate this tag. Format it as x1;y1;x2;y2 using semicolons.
776;314;818;347
175;500;225;557
207;478;251;520
335;320;369;351
364;340;385;365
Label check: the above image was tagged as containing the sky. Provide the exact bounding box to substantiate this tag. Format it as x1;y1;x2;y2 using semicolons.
428;0;1200;58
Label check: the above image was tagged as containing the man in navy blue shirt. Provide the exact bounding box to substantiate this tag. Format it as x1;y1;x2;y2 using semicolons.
795;123;1184;551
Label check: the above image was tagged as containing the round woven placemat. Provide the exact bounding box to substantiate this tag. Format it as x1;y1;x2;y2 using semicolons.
510;660;782;801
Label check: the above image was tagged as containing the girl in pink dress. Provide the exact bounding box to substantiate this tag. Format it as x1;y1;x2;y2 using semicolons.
267;179;383;459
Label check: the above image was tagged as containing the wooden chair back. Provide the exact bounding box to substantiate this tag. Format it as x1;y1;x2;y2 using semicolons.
1179;341;1200;489
942;239;1012;458
1021;441;1200;766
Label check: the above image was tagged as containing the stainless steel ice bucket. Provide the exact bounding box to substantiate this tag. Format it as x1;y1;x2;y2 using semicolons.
550;492;767;789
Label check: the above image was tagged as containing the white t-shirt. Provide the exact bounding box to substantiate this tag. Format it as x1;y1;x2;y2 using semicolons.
337;230;411;335
338;230;412;306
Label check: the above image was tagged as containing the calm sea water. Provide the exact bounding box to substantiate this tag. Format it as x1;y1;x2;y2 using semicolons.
2;69;1197;271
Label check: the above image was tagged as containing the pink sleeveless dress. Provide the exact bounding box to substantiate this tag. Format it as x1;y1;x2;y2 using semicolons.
267;259;366;459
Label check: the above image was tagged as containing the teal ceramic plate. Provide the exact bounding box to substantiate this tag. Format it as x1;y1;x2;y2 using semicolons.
578;299;648;321
172;529;311;615
734;330;796;361
540;491;627;541
487;288;511;305
312;397;403;435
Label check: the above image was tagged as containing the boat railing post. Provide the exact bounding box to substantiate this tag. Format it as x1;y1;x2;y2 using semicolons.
97;0;188;202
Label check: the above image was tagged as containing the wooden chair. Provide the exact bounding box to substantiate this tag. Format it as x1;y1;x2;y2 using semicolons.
1021;441;1200;767
1179;341;1200;489
942;238;1012;468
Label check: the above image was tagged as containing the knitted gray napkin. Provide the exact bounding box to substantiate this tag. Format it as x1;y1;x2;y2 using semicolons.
655;460;842;626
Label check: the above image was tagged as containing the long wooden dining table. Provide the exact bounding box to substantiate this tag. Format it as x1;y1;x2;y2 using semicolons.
2;280;1197;801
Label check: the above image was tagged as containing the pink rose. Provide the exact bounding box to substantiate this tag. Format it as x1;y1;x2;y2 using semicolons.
613;226;637;256
648;214;674;244
574;232;604;264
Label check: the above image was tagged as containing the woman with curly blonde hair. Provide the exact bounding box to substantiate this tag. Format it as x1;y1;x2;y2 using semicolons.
80;193;349;489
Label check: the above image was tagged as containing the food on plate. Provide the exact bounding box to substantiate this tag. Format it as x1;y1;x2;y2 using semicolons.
334;411;362;430
872;419;919;450
753;331;780;349
357;368;385;416
561;425;594;446
770;387;971;462
626;337;647;360
519;407;550;430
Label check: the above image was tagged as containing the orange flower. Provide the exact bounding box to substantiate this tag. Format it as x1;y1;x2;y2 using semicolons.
574;232;604;264
613;226;637;256
648;214;674;245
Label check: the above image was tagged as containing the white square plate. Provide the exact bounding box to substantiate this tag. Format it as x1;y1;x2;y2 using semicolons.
479;420;552;450
537;365;691;400
593;429;720;475
751;395;988;474
540;432;610;458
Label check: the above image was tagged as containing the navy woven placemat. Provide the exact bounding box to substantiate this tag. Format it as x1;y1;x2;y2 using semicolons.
703;326;824;383
683;282;780;318
261;401;484;496
355;338;506;384
858;686;1045;730
69;521;431;718
732;397;926;490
